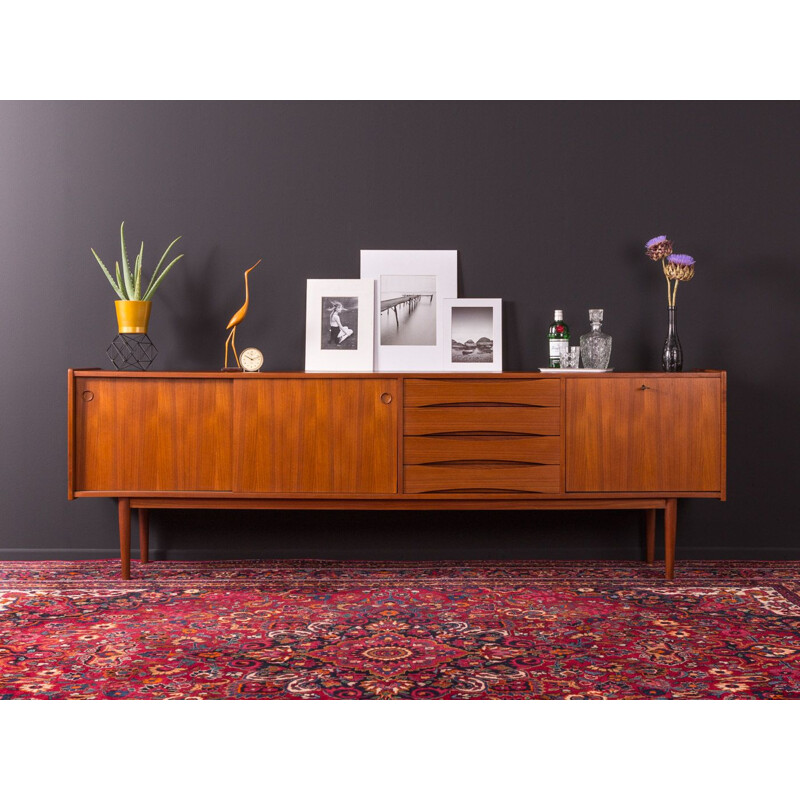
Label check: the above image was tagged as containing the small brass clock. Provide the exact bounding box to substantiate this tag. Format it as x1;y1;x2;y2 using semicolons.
239;347;264;372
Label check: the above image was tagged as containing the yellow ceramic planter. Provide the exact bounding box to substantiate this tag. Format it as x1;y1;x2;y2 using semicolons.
115;300;152;334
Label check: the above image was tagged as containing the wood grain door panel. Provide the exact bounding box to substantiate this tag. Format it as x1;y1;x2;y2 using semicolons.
233;379;398;493
75;377;232;492
566;377;722;492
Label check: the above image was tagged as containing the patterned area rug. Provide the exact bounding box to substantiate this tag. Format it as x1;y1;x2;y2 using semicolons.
1;560;799;699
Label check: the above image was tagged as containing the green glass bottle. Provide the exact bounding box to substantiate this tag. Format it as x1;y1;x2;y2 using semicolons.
548;309;570;367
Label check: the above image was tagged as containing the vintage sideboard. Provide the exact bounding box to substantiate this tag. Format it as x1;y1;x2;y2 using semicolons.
68;370;726;579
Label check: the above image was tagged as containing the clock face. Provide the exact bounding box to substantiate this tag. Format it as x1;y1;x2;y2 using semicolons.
240;347;264;372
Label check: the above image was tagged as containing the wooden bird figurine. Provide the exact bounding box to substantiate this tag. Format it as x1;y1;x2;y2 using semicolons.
224;259;261;370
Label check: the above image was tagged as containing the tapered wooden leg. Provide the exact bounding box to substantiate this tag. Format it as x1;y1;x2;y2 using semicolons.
118;497;131;580
645;508;656;564
139;509;149;564
664;498;677;580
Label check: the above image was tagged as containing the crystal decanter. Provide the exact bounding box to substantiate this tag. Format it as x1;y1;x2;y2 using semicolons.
579;309;612;369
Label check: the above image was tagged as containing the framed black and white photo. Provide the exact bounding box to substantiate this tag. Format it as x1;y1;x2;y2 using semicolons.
360;250;457;371
443;298;502;372
305;279;374;371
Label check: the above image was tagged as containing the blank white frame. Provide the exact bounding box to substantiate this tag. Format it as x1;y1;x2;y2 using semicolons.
360;249;458;371
305;279;375;372
443;298;503;372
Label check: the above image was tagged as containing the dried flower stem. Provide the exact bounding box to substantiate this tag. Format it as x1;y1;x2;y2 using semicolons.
662;257;683;306
663;259;673;307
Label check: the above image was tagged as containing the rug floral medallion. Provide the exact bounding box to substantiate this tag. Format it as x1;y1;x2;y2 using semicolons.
1;560;799;699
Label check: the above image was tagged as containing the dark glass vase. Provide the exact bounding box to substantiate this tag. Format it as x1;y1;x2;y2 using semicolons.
662;306;683;372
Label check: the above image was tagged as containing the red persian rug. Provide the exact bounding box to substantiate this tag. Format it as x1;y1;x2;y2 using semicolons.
1;560;799;699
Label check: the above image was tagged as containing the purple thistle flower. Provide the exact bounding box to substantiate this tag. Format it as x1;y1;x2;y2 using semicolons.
667;254;695;268
665;253;695;282
645;235;673;261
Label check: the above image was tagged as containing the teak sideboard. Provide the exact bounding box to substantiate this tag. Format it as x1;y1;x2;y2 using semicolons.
67;370;727;579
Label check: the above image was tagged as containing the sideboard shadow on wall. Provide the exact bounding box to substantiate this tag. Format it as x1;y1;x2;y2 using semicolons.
67;370;726;580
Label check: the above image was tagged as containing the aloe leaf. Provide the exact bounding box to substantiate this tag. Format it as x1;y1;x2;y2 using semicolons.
142;254;184;300
145;236;182;296
133;253;140;300
134;241;143;300
115;261;124;298
120;221;135;299
91;247;126;299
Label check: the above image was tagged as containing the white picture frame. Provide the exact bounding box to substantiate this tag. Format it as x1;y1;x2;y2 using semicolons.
360;250;458;371
305;279;374;372
443;298;503;372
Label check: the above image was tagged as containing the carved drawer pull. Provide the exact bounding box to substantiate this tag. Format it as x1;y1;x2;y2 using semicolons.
82;390;94;402
639;384;651;391
380;393;393;405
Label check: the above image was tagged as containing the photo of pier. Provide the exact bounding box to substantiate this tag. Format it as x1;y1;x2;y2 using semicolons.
450;305;494;363
379;274;437;346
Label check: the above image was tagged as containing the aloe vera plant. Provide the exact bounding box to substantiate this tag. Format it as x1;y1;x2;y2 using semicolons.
91;222;184;301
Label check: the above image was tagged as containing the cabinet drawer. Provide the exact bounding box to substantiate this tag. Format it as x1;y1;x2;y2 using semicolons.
405;379;559;407
404;406;560;436
404;464;561;494
404;435;560;465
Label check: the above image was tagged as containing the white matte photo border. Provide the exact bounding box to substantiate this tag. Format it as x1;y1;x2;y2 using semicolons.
305;279;374;372
443;298;503;372
360;250;457;371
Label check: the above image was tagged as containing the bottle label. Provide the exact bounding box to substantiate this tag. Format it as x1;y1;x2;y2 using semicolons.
549;340;569;358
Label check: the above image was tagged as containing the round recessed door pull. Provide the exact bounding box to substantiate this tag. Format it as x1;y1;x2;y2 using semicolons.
380;393;393;405
82;390;94;402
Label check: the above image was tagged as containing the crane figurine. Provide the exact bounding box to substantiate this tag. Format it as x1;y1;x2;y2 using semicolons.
223;259;261;370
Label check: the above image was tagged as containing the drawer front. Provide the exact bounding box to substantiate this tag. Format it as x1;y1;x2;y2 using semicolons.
405;379;560;407
404;435;561;465
402;378;562;494
404;465;561;494
405;406;560;436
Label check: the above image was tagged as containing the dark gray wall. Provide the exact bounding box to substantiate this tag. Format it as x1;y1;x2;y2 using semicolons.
1;101;797;560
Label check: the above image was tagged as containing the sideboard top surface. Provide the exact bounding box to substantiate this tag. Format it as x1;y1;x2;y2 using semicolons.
69;369;726;379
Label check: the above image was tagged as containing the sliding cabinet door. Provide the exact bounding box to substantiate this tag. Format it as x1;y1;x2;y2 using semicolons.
233;379;398;494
